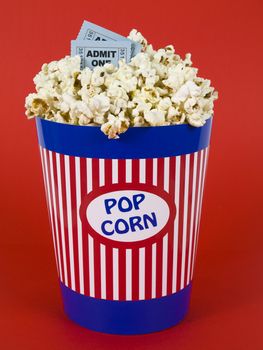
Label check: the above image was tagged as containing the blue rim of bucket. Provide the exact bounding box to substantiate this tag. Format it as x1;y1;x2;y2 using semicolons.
36;117;212;159
60;281;192;335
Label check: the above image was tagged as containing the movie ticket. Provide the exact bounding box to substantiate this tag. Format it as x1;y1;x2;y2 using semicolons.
71;40;132;70
77;20;141;58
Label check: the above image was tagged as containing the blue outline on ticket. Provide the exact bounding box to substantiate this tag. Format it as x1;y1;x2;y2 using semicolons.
77;20;141;58
71;40;132;70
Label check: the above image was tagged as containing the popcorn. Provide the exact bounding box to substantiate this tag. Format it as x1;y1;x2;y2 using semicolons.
25;29;218;138
144;109;166;126
186;112;205;127
101;112;130;139
128;29;148;51
89;94;110;116
133;115;145;126
91;67;106;87
25;94;49;118
158;97;172;111
70;100;93;121
171;81;201;103
167;106;181;122
131;99;152;118
107;81;129;100
79;68;92;86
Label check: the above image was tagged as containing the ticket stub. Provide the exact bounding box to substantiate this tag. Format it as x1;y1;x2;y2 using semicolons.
77;20;141;57
71;40;132;70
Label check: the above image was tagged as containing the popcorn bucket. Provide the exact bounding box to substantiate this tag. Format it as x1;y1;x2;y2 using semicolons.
36;117;212;334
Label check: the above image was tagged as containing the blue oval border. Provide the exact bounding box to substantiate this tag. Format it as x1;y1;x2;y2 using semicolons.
36;117;212;158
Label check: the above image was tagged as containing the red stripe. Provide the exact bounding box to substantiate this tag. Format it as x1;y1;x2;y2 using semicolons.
118;159;126;184
104;159;113;300
80;157;90;295
92;158;99;189
46;150;64;283
104;159;112;186
93;239;101;298
105;247;113;300
39;146;58;279
144;245;152;300
50;152;65;282
70;156;80;293
189;151;201;279
184;154;194;287
167;156;176;295
59;155;72;289
132;247;139;300
144;158;153;299
42;151;61;282
176;155;186;291
118;248;126;300
146;158;153;184
156;158;164;298
132;159;140;184
191;151;203;278
91;158;101;298
39;147;51;224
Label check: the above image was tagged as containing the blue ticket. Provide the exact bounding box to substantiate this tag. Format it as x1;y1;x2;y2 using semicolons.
77;20;141;58
71;40;132;70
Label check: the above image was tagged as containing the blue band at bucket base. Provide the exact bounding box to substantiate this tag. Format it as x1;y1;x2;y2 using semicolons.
36;117;212;159
60;281;192;335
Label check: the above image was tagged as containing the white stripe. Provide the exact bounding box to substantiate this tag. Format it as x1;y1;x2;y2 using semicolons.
192;148;209;279
151;243;157;298
125;159;132;183
153;158;158;186
55;152;68;285
172;156;180;293
180;154;190;289
86;158;92;193
113;248;119;300
197;148;209;232
100;244;106;299
65;155;75;291
48;151;62;276
40;147;59;274
191;150;204;279
126;249;132;300
187;152;198;284
112;159;118;184
75;157;84;294
164;157;170;192
139;248;145;300
39;146;49;209
99;159;105;187
162;234;168;296
88;234;95;297
139;159;146;183
99;159;105;186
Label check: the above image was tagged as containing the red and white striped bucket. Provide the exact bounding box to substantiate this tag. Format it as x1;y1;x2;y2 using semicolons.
36;117;212;334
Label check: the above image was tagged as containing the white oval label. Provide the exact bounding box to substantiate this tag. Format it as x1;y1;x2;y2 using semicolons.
86;190;170;243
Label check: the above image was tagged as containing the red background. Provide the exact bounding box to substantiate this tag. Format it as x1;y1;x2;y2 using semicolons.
1;0;262;349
